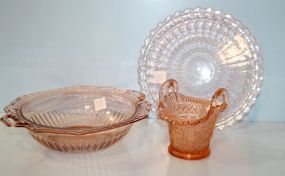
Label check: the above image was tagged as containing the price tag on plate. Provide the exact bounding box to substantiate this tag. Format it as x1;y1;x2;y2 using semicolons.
152;71;167;84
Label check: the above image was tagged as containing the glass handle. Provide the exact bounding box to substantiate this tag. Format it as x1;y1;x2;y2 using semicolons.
0;114;27;127
159;79;179;101
211;88;228;112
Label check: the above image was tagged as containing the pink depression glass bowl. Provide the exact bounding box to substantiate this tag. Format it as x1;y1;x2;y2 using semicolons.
0;86;150;152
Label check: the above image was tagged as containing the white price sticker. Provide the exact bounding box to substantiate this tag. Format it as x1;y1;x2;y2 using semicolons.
152;71;167;84
94;97;107;111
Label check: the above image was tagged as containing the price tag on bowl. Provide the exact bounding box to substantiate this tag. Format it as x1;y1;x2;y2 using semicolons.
152;71;167;84
94;97;107;111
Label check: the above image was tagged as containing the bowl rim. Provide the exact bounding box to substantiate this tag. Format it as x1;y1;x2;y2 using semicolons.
2;86;151;135
157;87;228;125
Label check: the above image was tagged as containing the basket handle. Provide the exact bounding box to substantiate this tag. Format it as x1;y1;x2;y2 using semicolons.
159;79;179;101
0;113;28;127
211;88;228;112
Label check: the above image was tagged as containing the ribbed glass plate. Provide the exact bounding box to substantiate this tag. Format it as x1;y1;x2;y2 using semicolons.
138;8;263;129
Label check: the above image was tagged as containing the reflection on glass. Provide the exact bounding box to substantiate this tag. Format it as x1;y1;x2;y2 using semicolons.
218;34;250;67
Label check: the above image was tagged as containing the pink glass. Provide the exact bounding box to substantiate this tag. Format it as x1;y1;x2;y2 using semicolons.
157;79;228;159
0;86;150;152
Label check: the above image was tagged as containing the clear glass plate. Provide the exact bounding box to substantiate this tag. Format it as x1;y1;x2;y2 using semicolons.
138;8;263;129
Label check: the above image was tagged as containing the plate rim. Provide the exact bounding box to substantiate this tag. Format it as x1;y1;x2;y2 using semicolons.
137;7;263;129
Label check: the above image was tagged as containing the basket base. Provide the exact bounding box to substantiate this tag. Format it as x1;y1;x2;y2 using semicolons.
168;144;210;160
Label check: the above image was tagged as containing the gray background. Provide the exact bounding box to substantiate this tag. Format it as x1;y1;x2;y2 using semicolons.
0;0;284;121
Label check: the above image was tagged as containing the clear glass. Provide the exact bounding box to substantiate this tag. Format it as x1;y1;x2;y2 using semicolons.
157;79;228;160
138;8;263;129
0;86;150;152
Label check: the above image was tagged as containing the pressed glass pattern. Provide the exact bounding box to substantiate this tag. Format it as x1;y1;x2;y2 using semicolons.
0;86;150;152
157;79;228;160
138;8;263;129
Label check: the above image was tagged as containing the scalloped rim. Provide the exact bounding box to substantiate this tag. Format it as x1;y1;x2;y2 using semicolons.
138;8;263;129
3;86;151;135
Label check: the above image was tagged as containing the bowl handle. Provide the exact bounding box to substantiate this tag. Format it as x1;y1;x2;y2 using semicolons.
0;114;28;127
211;88;228;112
159;79;179;101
